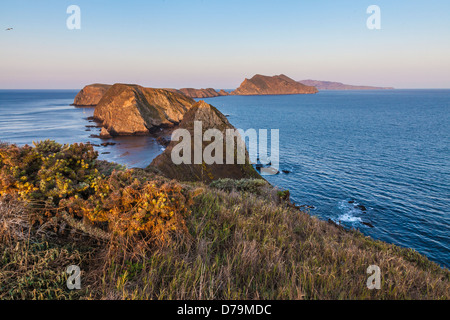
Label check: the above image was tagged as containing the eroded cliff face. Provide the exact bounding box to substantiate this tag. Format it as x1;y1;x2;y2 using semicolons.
150;100;261;183
180;88;219;98
72;84;112;106
165;88;230;99
231;74;318;95
93;84;195;136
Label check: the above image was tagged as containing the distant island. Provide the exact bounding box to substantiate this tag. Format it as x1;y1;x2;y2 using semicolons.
231;74;318;95
167;88;229;98
72;75;395;108
298;79;394;90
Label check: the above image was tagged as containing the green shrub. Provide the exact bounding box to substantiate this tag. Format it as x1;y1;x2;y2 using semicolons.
0;140;99;220
210;178;268;194
0;141;192;245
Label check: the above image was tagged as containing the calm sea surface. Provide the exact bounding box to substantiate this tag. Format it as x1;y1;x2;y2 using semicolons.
0;89;449;268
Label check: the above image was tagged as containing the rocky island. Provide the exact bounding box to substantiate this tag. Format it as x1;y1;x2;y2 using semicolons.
298;79;394;90
231;74;318;95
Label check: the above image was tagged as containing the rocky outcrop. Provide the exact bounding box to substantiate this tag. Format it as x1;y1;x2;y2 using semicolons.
166;88;229;99
150;101;261;183
298;80;394;90
179;88;221;98
231;74;318;95
73;84;112;106
93;84;195;136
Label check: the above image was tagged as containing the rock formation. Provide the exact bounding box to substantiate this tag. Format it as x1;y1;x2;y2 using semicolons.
179;88;221;98
93;84;195;136
298;80;394;90
231;74;318;95
72;84;112;106
150;101;261;183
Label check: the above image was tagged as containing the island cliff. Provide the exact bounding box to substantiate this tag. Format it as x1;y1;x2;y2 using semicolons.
93;84;195;136
298;80;394;90
72;84;112;106
150;100;261;183
232;74;318;95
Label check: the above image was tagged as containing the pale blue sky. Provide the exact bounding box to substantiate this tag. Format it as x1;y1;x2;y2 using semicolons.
1;0;450;89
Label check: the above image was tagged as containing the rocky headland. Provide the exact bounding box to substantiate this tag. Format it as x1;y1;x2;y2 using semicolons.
72;84;112;106
231;74;318;95
178;88;229;98
93;84;195;136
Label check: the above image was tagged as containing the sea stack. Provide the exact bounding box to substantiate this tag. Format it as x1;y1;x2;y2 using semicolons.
150;100;261;183
231;74;318;95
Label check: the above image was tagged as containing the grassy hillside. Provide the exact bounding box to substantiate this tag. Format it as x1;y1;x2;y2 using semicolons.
0;141;448;300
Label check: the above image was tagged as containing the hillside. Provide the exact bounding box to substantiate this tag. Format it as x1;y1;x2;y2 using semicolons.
232;74;318;95
0;139;448;300
151;100;261;183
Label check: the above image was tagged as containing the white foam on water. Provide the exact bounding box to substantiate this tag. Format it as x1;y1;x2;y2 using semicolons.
336;200;363;224
338;213;362;223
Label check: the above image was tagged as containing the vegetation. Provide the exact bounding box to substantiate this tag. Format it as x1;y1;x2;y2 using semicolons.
0;141;449;300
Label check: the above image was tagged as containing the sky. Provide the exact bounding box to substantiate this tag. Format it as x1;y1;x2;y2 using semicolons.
1;0;450;89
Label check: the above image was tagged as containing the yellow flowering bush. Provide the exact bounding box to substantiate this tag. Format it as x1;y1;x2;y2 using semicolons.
62;170;191;242
0;140;98;206
0;141;192;244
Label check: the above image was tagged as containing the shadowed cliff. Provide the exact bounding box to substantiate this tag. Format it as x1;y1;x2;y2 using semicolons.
150;100;261;183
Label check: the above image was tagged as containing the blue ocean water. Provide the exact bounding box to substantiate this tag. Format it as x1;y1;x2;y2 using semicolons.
0;90;163;168
204;90;450;269
0;89;449;268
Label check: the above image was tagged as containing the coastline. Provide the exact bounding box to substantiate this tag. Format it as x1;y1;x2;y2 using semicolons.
0;139;448;300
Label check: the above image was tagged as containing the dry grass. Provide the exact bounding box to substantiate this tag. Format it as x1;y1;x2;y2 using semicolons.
0;178;448;300
0;200;97;299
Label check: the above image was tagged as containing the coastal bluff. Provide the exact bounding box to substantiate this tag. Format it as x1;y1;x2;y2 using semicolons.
93;84;195;136
232;74;318;95
150;100;261;183
72;84;112;106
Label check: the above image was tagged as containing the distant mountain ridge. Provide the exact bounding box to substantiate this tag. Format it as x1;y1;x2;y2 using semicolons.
298;80;394;90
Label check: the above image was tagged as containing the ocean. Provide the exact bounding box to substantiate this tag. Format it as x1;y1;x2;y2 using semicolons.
0;89;449;268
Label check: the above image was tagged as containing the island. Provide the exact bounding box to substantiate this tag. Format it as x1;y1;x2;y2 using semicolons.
298;79;394;90
231;74;318;95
